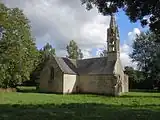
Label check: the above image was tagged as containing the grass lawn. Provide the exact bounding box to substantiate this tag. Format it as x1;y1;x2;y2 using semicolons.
0;87;160;120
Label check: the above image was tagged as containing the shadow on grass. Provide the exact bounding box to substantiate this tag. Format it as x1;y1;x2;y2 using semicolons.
16;86;160;99
119;95;160;98
130;89;160;93
0;103;160;120
16;86;115;97
16;86;38;93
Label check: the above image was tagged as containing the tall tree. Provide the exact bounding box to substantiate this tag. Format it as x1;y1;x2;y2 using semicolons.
81;0;160;41
124;66;137;82
124;66;146;89
130;31;160;88
66;40;83;59
124;66;137;89
41;43;56;59
0;3;39;88
0;3;8;28
130;31;157;71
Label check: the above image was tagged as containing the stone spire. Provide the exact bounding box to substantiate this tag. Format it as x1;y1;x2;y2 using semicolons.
110;14;116;29
107;14;120;60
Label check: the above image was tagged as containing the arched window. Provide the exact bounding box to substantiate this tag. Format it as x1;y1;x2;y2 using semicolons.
50;67;54;80
112;46;115;51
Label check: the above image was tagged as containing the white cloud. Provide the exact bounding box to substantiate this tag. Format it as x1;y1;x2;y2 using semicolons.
120;28;141;68
127;28;141;45
1;0;110;58
128;28;141;36
120;44;137;68
1;0;140;68
81;49;92;59
121;44;130;53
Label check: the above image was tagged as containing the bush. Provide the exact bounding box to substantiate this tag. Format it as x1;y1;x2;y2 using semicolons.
21;80;37;86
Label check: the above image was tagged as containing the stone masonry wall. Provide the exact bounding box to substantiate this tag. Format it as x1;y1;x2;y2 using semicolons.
39;59;63;93
78;75;116;95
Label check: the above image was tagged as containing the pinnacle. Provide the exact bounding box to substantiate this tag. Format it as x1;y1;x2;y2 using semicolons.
110;14;116;28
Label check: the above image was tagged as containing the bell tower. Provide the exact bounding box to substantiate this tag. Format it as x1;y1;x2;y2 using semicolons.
107;14;120;61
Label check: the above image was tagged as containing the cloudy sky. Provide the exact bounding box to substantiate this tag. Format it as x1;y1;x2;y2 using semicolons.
1;0;147;68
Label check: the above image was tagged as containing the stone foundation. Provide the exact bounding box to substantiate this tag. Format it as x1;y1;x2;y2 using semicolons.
0;88;17;92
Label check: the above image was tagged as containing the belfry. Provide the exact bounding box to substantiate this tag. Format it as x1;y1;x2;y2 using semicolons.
107;14;120;61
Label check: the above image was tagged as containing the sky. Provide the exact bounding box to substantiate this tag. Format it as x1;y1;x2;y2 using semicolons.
1;0;148;68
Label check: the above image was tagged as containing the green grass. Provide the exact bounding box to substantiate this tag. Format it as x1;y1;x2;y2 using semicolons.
0;87;160;120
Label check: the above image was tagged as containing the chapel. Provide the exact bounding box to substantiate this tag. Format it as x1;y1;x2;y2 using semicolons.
38;14;129;96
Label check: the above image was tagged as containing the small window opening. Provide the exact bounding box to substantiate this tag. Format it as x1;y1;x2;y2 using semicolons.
50;67;54;80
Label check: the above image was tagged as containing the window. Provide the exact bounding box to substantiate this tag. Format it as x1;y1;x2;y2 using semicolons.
50;67;54;80
112;46;115;51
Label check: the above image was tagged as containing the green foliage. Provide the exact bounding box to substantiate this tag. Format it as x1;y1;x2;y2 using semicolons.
1;89;160;120
0;3;9;28
81;0;160;41
130;32;157;71
41;43;56;59
130;31;160;88
124;66;138;82
124;66;150;89
0;3;39;88
66;40;83;59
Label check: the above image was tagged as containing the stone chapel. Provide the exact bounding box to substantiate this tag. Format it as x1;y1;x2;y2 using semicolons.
38;14;129;96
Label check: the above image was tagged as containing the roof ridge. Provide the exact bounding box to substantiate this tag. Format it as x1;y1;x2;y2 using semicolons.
77;56;108;61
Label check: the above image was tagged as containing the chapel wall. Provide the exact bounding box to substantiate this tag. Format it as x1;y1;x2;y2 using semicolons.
78;75;115;95
39;66;50;92
123;74;129;92
39;59;63;93
63;74;77;94
114;59;129;93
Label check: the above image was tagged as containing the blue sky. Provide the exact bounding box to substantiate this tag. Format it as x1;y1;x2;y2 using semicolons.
116;10;144;45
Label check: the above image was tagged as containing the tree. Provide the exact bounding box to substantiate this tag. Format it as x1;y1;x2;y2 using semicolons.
0;3;39;88
130;31;160;88
124;66;137;82
124;66;136;89
66;40;83;59
124;66;152;89
124;66;141;89
41;43;56;59
81;0;160;41
0;3;8;28
130;32;156;71
149;49;160;88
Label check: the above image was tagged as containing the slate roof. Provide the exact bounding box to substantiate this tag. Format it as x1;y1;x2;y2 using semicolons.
54;57;116;75
77;57;116;75
54;57;77;75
